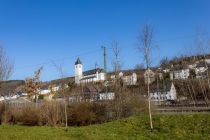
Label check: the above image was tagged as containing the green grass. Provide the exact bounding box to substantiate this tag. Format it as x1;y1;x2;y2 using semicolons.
0;113;210;140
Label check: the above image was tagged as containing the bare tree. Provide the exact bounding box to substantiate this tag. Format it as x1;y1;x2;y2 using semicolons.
194;29;210;55
111;40;124;119
0;46;13;81
193;29;210;104
111;40;122;73
134;63;145;70
159;57;170;69
51;61;68;129
137;23;156;130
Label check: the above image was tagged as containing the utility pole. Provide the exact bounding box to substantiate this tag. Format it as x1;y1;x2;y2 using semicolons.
101;46;107;73
101;46;108;99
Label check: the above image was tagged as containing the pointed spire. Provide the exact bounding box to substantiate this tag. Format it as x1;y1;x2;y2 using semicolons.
75;58;82;65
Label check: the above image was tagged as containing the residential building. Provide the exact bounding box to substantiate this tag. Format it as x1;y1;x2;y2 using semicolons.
150;82;177;102
0;96;4;102
110;71;137;85
144;69;155;84
158;72;163;80
195;61;209;78
99;92;115;100
122;73;137;85
69;85;115;103
173;69;190;80
170;72;174;80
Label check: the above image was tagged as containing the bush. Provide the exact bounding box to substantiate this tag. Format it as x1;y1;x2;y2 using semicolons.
16;105;40;126
68;102;96;126
38;95;44;100
0;92;148;127
39;101;63;126
0;104;21;125
110;90;148;119
0;103;5;124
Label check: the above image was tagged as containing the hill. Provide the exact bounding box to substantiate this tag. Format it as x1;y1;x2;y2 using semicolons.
160;54;210;69
0;113;209;140
0;80;25;96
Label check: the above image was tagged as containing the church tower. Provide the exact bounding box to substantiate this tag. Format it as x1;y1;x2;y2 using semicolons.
75;58;83;84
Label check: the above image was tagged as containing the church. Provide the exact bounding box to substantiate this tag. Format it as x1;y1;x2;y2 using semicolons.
74;58;106;84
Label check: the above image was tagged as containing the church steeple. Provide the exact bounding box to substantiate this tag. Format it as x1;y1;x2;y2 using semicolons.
75;57;82;65
75;58;83;84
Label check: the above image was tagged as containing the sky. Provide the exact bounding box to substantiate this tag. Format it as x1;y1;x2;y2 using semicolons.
0;0;210;81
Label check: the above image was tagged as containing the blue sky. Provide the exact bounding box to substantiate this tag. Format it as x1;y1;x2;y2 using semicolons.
0;0;210;81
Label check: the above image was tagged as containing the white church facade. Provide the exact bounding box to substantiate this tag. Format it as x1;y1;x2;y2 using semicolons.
75;58;106;84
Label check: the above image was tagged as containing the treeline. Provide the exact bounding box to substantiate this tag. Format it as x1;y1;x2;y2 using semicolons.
159;54;210;69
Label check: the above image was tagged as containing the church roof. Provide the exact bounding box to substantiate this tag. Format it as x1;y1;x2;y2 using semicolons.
75;58;82;65
83;68;104;76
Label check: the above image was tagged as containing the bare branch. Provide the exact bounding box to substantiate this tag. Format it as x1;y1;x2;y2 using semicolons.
51;60;65;78
111;40;122;72
0;46;13;81
137;24;156;67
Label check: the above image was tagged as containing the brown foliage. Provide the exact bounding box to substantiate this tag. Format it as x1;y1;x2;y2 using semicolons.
68;103;96;126
39;101;63;126
16;105;40;126
0;103;5;124
0;90;148;127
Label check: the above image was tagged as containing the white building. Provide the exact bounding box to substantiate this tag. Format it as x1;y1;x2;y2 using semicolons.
40;89;50;95
144;69;155;84
39;85;60;95
150;83;177;102
110;71;137;85
75;58;105;84
204;59;210;64
0;96;4;102
121;72;137;85
4;94;19;100
173;69;189;80
99;92;115;100
195;61;209;78
188;63;197;69
69;92;115;103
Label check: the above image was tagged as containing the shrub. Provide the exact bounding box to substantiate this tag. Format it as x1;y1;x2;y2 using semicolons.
0;91;148;127
38;95;44;100
0;104;21;125
0;103;5;124
16;105;40;126
39;101;63;126
68;102;96;126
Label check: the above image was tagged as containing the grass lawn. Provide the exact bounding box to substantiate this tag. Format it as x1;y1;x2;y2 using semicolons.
0;113;210;140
